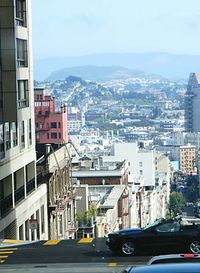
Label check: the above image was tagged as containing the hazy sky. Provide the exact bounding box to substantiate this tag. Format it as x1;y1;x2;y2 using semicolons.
32;0;200;60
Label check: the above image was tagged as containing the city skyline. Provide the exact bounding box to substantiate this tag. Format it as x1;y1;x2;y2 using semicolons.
32;0;200;60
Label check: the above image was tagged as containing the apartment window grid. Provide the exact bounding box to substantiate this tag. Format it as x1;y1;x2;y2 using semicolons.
16;0;27;27
16;39;28;67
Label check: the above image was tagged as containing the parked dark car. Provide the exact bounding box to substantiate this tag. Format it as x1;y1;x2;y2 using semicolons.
122;264;200;273
106;218;200;256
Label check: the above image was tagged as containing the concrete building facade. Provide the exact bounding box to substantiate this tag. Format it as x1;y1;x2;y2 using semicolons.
0;0;48;240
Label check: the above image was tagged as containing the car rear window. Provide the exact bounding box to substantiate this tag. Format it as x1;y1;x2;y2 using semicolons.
151;258;200;264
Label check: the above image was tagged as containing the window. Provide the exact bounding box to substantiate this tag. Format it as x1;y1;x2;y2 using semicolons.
25;220;29;240
36;209;40;240
58;122;61;128
37;95;42;100
17;39;27;67
16;0;26;27
139;170;143;175
12;122;18;147
20;121;25;148
59;133;61;139
58;215;63;235
47;133;49;139
41;205;45;234
51;133;57;139
51;122;57;128
28;119;32;146
18;80;29;108
5;123;11;150
19;224;24;240
139;162;143;167
156;222;180;233
0;124;4;159
36;132;42;141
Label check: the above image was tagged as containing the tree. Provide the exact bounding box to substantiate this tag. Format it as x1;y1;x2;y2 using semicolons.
169;191;185;217
186;175;199;202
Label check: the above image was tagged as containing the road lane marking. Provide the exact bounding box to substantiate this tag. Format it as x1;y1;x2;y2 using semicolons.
78;238;94;243
0;248;18;251
43;240;60;245
3;239;23;244
0;247;18;265
108;262;117;267
0;256;8;259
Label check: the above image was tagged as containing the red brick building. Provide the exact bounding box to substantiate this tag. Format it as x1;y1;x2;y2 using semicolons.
34;87;68;144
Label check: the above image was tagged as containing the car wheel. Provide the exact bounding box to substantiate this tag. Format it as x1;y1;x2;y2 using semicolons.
121;241;136;256
190;240;200;254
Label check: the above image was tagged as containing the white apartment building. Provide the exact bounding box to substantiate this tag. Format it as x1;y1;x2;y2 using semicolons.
109;142;155;186
0;0;48;240
68;120;82;132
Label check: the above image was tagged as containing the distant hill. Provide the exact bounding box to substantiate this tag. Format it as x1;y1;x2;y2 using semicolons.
33;52;200;81
46;65;146;82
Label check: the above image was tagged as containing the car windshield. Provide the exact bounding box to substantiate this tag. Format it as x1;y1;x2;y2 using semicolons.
143;219;163;230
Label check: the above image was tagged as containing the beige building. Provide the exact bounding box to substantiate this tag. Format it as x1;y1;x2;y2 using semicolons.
75;184;129;238
37;145;77;239
180;144;196;175
0;0;48;240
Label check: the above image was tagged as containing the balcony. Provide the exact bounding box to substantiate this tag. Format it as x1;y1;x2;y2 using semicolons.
18;99;28;108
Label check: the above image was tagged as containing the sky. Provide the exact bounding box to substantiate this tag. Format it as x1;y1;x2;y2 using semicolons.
32;0;200;60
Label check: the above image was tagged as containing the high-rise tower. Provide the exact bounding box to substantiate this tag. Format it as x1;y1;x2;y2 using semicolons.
0;0;48;240
185;73;200;132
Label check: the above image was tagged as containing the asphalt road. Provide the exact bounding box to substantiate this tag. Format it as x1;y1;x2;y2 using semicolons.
0;238;151;266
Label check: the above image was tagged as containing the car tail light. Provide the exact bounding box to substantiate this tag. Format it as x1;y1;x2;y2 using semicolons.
181;254;198;258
